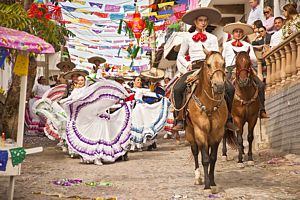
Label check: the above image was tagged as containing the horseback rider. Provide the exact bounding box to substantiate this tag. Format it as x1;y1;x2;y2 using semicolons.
222;22;269;118
172;7;237;131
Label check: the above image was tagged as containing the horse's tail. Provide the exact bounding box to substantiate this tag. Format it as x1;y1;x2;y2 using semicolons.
225;129;238;149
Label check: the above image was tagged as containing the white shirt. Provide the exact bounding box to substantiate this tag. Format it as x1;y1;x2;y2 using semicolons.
177;31;219;74
247;6;264;26
222;40;257;67
32;83;50;97
270;29;283;49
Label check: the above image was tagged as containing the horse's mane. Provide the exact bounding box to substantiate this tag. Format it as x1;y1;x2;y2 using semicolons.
205;51;222;60
235;51;251;69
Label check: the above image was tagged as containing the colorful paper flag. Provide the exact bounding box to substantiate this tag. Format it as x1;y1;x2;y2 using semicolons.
158;9;173;15
13;53;29;76
0;47;8;69
61;6;76;12
123;5;135;12
174;11;185;19
89;2;103;9
168;15;177;23
110;13;125;20
173;4;186;12
72;0;86;5
175;0;188;4
105;4;121;12
9;147;26;167
94;12;109;18
0;150;8;171
158;1;174;8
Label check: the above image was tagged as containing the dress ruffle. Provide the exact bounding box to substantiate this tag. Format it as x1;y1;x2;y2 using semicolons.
130;97;170;146
64;81;132;162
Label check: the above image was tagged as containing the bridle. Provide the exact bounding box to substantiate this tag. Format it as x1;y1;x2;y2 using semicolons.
205;52;226;98
235;52;252;85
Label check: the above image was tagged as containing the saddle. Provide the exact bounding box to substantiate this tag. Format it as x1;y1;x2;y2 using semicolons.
171;69;201;112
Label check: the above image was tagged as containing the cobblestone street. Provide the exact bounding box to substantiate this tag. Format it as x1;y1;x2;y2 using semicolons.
0;136;299;200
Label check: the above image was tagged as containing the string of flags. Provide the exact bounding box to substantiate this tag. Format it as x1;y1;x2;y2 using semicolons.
60;1;188;25
0;147;26;171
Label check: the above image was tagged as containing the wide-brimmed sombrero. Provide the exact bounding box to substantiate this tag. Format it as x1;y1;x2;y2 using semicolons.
223;22;254;35
88;56;106;64
56;61;76;71
63;69;89;80
141;68;165;79
182;7;222;25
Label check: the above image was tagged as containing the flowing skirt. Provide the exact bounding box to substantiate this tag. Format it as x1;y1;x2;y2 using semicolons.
64;81;132;162
130;97;170;148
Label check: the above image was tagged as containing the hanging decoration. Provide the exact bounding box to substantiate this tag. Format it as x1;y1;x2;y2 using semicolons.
0;47;8;69
13;53;29;76
117;0;154;60
9;147;26;167
0;150;8;171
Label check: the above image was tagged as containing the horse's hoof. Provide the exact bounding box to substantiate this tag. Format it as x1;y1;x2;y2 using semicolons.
211;186;218;194
221;156;227;162
194;178;202;185
203;189;212;195
247;161;255;166
176;140;180;145
227;155;234;161
184;140;190;146
237;163;245;168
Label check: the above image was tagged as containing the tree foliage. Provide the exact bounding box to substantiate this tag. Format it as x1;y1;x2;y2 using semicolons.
0;3;75;51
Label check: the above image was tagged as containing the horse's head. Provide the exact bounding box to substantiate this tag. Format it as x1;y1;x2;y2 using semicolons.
234;48;252;87
204;49;226;95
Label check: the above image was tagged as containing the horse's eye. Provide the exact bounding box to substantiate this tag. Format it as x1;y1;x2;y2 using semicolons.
207;64;211;68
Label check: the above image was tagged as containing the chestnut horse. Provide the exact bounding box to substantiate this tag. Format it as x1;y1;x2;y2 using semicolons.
185;51;237;192
222;50;260;168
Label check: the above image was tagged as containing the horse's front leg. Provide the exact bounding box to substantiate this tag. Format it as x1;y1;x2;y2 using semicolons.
222;130;227;161
247;125;255;166
201;145;210;190
209;142;219;187
191;143;202;185
237;130;245;168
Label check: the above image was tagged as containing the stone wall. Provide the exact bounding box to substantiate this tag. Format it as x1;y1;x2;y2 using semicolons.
265;83;300;154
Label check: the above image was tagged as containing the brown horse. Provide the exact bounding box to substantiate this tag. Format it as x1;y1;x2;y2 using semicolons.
185;51;237;192
223;50;260;168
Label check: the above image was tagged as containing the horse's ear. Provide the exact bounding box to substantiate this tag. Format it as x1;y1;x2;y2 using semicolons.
202;45;210;56
247;47;250;55
233;49;238;55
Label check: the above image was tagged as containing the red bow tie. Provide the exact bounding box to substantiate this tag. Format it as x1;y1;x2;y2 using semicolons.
231;40;243;47
192;32;207;42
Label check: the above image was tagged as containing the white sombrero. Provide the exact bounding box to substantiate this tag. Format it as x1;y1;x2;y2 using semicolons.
141;68;165;80
63;69;89;80
223;22;254;35
56;61;76;71
88;56;106;64
182;7;222;25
